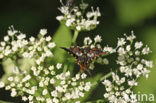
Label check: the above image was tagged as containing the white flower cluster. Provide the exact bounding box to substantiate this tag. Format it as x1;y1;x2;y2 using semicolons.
2;64;91;103
56;1;101;31
0;26;93;103
102;32;153;103
0;26;55;61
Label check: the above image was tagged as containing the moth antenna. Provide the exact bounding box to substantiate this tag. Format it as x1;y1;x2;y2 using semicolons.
60;47;67;50
60;47;71;52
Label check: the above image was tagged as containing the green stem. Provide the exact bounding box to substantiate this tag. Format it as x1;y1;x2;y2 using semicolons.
63;64;68;73
92;71;112;86
72;30;79;44
100;72;112;82
44;86;52;99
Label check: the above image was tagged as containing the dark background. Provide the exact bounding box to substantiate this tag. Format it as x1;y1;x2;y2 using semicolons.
0;0;156;102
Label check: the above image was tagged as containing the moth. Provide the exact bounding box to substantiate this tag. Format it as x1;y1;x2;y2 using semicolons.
61;46;109;74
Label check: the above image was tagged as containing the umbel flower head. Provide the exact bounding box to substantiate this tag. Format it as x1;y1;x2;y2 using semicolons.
0;26;94;103
56;0;101;31
102;32;153;103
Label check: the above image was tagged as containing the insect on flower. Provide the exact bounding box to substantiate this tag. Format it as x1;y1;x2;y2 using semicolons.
61;46;109;75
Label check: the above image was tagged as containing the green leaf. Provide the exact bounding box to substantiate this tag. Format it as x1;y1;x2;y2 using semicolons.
52;24;75;74
80;74;103;102
1;58;35;83
53;24;72;62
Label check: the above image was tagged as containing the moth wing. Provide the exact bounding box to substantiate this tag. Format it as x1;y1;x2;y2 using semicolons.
87;48;108;63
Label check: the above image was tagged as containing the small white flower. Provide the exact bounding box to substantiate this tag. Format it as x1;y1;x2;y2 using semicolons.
84;83;91;91
94;35;102;43
79;92;84;97
40;29;47;36
11;89;17;97
5;86;11;90
102;80;111;86
28;95;33;101
118;47;126;55
137;64;143;70
8;30;17;36
126;32;136;41
66;19;73;27
56;63;62;69
75;101;80;103
17;34;26;40
76;26;81;31
46;36;52;41
29;36;35;42
84;37;92;45
142;46;151;55
126;45;131;51
56;16;64;21
128;79;138;86
4;36;9;41
56;86;63;92
0;81;5;88
104;93;109;98
65;93;71;99
48;42;56;48
22;96;28;101
53;98;59;103
1;42;6;47
50;78;55;84
76;74;80;80
103;46;115;53
51;91;58;97
8;76;14;81
135;42;143;49
81;73;87;79
49;65;54;71
22;75;31;82
145;61;153;68
46;98;52;103
39;81;44;87
42;89;48;95
135;50;140;55
118;38;126;46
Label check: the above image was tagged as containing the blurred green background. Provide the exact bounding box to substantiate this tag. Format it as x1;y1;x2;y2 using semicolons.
0;0;156;102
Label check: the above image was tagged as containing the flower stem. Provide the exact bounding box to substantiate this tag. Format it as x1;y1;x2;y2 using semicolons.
63;64;68;73
72;30;79;44
44;86;52;99
100;71;112;81
92;72;112;86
